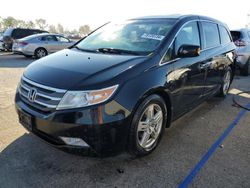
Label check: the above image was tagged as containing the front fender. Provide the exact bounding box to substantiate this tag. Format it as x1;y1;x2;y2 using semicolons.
114;63;174;120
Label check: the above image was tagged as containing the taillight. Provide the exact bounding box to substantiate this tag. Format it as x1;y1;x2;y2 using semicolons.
19;42;28;46
234;39;246;47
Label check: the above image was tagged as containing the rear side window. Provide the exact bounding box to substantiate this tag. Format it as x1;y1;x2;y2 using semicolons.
202;22;220;48
12;29;28;39
31;30;42;35
20;29;29;38
175;21;200;52
12;29;22;38
230;31;241;42
41;35;57;41
219;26;231;44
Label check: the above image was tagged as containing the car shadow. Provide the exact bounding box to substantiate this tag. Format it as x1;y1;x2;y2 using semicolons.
0;97;228;187
0;133;157;187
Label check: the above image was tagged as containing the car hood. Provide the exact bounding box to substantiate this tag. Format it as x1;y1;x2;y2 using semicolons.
24;49;148;89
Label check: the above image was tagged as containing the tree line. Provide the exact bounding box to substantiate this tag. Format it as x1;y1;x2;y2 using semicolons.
0;16;91;36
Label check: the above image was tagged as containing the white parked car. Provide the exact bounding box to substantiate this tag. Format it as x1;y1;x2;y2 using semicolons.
12;33;75;58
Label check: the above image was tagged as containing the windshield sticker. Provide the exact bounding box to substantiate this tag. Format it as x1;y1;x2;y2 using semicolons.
141;33;165;41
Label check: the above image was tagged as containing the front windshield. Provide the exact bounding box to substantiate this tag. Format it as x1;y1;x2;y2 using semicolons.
76;19;177;55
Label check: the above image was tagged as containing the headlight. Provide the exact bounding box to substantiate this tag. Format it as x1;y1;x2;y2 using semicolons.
56;85;118;110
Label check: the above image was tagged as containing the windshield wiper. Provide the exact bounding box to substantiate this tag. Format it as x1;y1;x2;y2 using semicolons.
96;48;140;55
72;46;96;53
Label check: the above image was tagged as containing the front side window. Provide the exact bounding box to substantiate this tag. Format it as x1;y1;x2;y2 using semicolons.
56;36;70;42
202;22;220;48
219;26;231;44
41;35;57;41
12;29;21;38
162;21;200;63
175;21;200;52
76;19;177;55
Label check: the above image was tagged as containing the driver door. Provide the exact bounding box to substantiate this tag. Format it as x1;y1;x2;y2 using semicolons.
171;21;207;116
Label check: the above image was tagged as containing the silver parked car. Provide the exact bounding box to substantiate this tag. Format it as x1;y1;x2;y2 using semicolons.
231;29;250;76
12;33;75;58
0;37;4;51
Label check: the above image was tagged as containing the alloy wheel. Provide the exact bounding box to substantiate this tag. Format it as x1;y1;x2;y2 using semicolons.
137;104;163;150
223;70;231;95
36;49;46;58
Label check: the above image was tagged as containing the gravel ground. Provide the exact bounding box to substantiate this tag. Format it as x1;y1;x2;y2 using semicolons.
0;53;250;188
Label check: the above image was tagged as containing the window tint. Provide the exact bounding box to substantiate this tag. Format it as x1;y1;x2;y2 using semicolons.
28;30;36;35
230;31;242;41
219;26;231;44
31;30;42;35
12;29;30;39
175;22;200;52
41;35;57;41
12;29;20;38
202;22;220;48
56;36;70;42
248;31;250;39
19;29;29;38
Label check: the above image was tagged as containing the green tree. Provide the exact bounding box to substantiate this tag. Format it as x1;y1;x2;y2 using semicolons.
2;17;18;29
16;20;27;28
35;19;48;30
26;21;35;29
48;25;57;33
0;16;3;31
57;23;64;33
79;25;91;36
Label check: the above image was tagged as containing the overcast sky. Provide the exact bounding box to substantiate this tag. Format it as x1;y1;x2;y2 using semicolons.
1;0;250;30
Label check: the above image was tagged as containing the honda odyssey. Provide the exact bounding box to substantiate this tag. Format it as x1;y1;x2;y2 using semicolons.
15;15;236;157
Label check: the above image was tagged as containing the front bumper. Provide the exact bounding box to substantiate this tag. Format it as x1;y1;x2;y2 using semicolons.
15;93;132;157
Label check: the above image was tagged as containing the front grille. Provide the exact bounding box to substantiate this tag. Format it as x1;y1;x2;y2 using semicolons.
19;76;66;112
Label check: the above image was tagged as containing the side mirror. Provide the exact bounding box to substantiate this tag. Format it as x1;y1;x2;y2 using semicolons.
177;44;200;58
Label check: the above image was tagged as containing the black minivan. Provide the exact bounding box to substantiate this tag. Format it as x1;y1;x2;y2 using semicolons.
2;28;48;51
15;15;236;157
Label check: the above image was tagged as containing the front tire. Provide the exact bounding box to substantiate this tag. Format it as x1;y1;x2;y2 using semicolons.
35;48;47;59
128;95;167;157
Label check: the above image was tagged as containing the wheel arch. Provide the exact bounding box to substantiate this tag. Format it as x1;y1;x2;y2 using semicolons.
131;87;173;128
34;47;48;56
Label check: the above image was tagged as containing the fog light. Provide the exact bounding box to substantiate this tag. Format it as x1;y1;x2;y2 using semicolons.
60;137;89;147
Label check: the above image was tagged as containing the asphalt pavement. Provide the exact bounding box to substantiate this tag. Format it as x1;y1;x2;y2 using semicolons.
0;53;249;188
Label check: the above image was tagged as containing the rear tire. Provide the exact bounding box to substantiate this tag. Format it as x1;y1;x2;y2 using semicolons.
240;60;250;76
127;94;167;157
35;48;47;59
218;67;232;97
